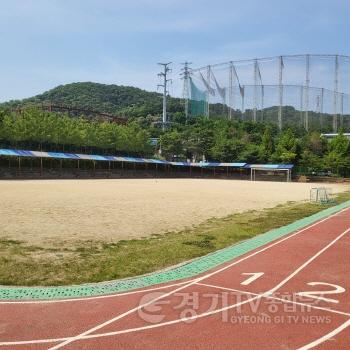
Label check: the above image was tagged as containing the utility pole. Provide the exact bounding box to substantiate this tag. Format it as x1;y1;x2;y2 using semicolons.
157;62;172;131
180;62;192;122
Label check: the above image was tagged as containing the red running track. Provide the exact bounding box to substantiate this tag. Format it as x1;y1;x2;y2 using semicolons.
0;207;349;350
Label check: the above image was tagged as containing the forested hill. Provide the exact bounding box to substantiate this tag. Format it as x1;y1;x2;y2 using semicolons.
0;82;184;118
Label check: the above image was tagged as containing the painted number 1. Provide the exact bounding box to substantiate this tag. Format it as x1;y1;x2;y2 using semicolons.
241;272;265;286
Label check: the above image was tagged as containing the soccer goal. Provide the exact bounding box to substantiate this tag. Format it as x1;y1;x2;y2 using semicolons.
250;166;292;182
310;187;334;204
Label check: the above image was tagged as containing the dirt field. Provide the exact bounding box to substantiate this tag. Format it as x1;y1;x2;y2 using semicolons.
0;179;348;247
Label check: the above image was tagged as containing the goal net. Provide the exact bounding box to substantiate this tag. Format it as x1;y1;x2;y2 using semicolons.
310;187;334;204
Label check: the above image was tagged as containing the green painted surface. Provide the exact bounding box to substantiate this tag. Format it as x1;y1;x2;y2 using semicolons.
1;200;349;301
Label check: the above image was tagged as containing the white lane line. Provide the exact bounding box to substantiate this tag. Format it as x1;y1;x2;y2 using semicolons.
0;338;66;346
67;295;263;340
266;227;350;295
49;224;350;345
0;207;348;347
47;211;350;350
297;319;350;350
0;280;192;305
196;282;350;318
1;288;349;347
0;294;263;346
44;222;350;344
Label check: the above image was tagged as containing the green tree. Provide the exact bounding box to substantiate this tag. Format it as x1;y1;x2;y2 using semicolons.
258;126;275;162
274;129;299;163
159;130;184;159
323;133;350;176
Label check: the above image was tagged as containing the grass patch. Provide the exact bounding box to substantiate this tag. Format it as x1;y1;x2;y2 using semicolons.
0;191;349;286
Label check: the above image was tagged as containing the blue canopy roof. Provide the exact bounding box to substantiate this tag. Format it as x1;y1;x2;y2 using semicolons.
0;149;293;169
246;164;294;170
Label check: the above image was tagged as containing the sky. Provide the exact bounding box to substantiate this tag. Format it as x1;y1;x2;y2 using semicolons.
0;0;349;102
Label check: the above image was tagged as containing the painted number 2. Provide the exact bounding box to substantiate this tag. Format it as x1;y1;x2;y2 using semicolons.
296;282;345;304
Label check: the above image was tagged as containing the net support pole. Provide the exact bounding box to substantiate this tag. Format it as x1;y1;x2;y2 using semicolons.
261;85;264;121
241;85;245;120
206;65;211;118
340;93;344;129
320;88;324;129
229;62;234;120
333;55;339;132
184;84;189;123
253;59;258;122
278;56;283;130
300;85;304;127
304;54;310;131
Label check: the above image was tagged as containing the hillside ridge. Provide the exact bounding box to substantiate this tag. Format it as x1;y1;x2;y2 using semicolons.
0;82;183;118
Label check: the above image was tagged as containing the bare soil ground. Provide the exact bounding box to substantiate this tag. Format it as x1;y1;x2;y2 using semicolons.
0;179;348;247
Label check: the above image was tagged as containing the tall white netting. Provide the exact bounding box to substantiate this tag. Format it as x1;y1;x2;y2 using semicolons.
188;54;350;132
